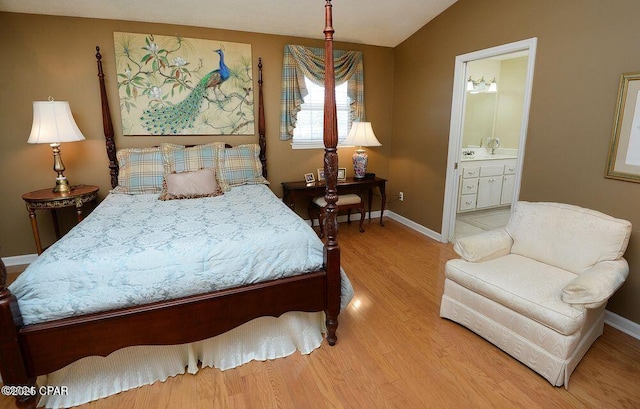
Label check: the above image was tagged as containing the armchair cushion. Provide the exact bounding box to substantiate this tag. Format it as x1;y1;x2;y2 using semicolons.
446;254;584;335
506;202;631;274
562;259;630;308
453;229;513;262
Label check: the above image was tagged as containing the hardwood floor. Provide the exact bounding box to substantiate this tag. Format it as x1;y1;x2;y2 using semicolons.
2;218;639;408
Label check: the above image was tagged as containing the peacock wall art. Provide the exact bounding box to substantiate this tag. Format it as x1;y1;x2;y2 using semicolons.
113;32;254;135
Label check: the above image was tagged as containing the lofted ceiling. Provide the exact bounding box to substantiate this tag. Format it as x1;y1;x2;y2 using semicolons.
0;0;458;47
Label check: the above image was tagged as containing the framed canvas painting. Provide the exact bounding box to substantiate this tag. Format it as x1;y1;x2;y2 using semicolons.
113;32;254;135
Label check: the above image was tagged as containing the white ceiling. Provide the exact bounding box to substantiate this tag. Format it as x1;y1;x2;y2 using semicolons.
0;0;458;47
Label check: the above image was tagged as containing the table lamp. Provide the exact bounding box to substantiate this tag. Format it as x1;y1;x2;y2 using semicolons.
28;98;86;193
342;122;381;179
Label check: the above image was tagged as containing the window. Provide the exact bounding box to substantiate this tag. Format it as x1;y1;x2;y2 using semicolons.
280;45;364;144
292;78;351;149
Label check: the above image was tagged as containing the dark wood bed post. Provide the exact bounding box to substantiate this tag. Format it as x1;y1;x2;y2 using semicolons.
258;57;267;178
96;46;119;189
0;259;38;409
323;0;341;346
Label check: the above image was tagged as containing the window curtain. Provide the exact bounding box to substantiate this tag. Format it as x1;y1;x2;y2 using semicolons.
280;44;365;141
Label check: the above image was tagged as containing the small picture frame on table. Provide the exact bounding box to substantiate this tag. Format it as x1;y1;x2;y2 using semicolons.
317;168;325;182
304;172;316;184
337;168;347;181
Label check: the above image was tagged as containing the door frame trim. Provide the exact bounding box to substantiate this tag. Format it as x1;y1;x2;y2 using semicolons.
441;38;538;243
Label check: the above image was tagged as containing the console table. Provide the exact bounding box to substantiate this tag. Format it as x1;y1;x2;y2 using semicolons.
282;177;387;225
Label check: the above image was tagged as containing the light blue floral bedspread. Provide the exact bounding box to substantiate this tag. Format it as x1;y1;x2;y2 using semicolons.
10;184;352;325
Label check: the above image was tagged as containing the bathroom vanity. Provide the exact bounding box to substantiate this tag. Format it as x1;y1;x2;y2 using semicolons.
458;148;517;213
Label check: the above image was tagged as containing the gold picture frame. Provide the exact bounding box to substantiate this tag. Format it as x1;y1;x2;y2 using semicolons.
337;168;347;181
317;168;325;182
606;72;640;182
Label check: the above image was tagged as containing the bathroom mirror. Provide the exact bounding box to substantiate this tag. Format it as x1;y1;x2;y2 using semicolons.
462;92;497;148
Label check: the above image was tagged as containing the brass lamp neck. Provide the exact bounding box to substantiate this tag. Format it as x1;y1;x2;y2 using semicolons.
50;142;71;193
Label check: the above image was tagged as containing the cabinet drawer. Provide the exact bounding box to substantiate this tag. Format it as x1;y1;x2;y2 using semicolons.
504;164;517;175
480;165;504;177
459;194;477;211
460;178;478;194
462;167;480;178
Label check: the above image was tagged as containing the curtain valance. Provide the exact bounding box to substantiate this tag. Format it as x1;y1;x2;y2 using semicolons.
280;44;365;140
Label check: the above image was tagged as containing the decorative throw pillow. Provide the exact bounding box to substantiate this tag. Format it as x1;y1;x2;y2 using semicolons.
159;168;223;201
112;147;164;194
161;142;226;174
216;144;269;191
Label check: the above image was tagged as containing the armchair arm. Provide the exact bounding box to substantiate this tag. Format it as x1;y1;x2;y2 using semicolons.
562;259;629;309
453;229;513;263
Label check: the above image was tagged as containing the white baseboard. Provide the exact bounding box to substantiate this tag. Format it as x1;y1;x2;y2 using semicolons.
605;310;640;340
2;254;38;267
385;210;443;242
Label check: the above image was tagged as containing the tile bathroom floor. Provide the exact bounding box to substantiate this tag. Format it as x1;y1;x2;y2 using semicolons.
454;207;511;241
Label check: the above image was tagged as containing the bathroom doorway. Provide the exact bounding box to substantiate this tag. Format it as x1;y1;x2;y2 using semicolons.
441;38;537;243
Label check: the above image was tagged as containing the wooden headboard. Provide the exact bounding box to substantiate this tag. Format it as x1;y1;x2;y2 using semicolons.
94;48;267;189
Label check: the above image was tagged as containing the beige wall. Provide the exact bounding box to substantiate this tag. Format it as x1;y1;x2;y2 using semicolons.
390;0;640;324
0;12;393;257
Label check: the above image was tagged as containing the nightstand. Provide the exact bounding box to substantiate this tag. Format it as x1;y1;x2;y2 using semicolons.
22;184;99;254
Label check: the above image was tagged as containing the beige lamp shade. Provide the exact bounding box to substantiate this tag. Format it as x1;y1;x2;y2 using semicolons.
342;122;381;147
28;100;85;144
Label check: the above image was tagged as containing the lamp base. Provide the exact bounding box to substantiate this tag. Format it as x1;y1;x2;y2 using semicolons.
53;178;71;193
352;149;368;179
50;142;72;194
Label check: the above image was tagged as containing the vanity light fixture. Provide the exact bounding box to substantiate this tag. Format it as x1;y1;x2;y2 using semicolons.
467;77;498;94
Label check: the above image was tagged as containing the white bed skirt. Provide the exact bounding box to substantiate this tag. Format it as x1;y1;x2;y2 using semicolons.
37;311;326;408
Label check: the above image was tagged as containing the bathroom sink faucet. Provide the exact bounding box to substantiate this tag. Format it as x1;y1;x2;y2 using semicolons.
488;138;500;155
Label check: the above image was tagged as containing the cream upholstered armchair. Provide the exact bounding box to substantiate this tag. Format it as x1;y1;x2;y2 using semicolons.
440;201;632;388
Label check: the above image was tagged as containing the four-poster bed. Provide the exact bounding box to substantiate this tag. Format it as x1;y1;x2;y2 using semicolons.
0;1;344;408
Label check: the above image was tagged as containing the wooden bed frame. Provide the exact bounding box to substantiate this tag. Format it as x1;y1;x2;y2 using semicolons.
0;2;341;407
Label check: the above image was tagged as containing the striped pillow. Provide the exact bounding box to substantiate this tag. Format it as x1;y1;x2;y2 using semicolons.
161;142;226;174
112;147;164;194
216;144;268;191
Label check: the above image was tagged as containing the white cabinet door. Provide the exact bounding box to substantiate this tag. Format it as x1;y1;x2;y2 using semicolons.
477;177;503;209
501;175;516;205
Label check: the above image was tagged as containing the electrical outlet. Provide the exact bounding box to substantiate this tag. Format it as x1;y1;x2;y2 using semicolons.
399;192;404;202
